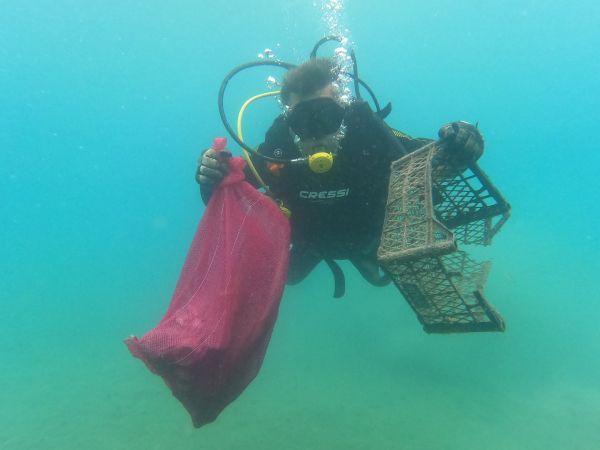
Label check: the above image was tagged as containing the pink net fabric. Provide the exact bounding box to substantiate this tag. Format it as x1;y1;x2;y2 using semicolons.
126;157;290;427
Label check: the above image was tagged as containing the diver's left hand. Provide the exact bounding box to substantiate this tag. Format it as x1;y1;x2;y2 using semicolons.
438;121;484;163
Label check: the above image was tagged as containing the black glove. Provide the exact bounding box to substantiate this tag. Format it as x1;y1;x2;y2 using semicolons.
438;121;484;165
195;148;230;186
195;147;231;205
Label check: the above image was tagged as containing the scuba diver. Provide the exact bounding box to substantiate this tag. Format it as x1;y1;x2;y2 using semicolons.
196;56;484;297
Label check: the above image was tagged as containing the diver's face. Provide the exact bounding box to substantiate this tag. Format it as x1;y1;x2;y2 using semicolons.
288;84;345;155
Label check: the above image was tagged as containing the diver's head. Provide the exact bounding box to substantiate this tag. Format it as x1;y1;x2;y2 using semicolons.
280;58;346;155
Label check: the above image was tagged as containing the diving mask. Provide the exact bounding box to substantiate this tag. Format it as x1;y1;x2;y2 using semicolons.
287;97;346;140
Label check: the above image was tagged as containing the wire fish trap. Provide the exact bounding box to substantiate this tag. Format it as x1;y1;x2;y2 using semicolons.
378;141;511;333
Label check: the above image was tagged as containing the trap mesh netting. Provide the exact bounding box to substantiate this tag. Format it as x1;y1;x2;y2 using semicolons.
378;142;511;333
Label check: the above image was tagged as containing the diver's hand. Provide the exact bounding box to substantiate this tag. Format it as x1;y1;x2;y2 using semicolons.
438;121;484;163
196;148;230;186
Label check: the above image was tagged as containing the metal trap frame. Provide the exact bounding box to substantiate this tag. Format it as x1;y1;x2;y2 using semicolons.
378;142;511;333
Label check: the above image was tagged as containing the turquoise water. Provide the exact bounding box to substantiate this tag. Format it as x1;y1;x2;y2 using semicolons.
1;1;599;449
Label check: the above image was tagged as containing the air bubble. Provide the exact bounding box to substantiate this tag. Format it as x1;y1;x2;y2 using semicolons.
266;75;280;89
318;0;354;102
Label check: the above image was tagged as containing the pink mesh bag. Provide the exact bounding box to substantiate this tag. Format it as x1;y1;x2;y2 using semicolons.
126;155;290;427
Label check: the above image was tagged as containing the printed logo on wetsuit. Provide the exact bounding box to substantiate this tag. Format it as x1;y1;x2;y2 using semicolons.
299;188;350;200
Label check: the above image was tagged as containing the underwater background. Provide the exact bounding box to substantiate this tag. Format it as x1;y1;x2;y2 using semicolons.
1;0;599;449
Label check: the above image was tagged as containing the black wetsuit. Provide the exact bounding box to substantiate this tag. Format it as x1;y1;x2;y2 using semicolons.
247;100;431;293
200;100;430;295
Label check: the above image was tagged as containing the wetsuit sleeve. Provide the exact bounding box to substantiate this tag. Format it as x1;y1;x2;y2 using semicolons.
350;102;433;156
345;101;409;162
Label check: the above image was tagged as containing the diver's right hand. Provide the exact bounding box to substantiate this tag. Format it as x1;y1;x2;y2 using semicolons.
196;148;230;186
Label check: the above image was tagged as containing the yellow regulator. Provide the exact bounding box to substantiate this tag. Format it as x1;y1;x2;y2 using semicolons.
308;152;334;174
